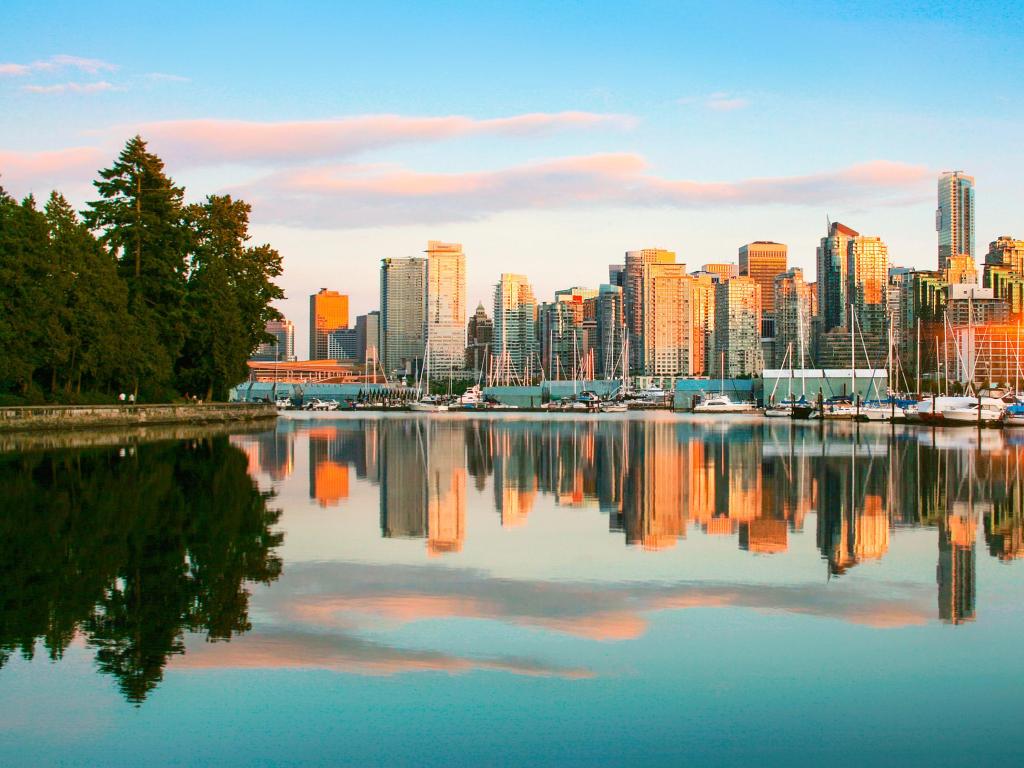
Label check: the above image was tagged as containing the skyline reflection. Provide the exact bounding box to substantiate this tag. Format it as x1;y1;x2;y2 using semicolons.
240;415;1024;627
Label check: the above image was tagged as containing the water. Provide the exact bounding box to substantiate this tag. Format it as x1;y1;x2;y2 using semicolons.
1;413;1023;766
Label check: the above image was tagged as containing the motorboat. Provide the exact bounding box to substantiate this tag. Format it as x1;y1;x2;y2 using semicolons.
304;398;339;412
943;397;1005;427
409;394;449;413
693;394;757;414
599;401;628;413
763;403;793;418
1004;404;1024;426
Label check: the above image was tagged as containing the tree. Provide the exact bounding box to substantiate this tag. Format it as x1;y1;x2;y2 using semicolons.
83;136;188;396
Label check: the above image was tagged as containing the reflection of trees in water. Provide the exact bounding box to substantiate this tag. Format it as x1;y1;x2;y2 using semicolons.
0;437;283;704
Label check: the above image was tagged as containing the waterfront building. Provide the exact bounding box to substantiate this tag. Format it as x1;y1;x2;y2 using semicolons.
888;267;915;370
424;240;466;373
690;273;716;375
624;248;676;371
380;256;427;376
937;171;976;282
640;262;696;376
493;273;538;382
355;311;380;364
945;284;1009;327
465;302;494;371
773;268;813;368
251;318;296;362
541;287;597;379
714;277;762;377
701;263;739;281
309;289;348;360
327;328;358;360
951;323;1024;388
985;266;1024;317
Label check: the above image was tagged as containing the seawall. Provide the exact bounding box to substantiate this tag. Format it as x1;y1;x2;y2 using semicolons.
0;402;277;433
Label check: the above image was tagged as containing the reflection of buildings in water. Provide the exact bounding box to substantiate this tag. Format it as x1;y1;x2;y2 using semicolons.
234;430;295;481
938;503;978;625
815;449;891;575
982;445;1024;561
307;423;381;508
492;425;539;528
313;461;349;507
617;422;687;550
377;420;466;555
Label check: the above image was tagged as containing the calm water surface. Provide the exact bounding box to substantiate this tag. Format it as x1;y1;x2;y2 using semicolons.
2;413;1023;766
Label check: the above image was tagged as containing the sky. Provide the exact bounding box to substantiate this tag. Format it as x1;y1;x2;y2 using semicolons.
1;0;1022;357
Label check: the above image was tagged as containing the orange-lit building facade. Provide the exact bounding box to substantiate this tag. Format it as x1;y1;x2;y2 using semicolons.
309;289;349;360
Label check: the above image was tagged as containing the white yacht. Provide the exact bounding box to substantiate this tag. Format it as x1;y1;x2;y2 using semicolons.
409;395;449;413
693;394;757;414
943;398;1005;426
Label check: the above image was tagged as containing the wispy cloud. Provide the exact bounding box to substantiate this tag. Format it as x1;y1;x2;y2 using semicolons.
22;81;118;95
231;154;931;228
0;147;104;188
135;112;637;165
0;53;117;76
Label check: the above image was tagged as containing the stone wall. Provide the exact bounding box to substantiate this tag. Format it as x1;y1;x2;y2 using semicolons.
0;402;277;433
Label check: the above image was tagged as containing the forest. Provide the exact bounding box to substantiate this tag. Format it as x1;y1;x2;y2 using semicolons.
0;136;284;403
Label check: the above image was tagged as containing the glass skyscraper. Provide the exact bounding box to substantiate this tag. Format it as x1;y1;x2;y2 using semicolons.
937;171;976;281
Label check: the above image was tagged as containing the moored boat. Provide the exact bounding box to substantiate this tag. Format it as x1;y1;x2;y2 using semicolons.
694;394;758;414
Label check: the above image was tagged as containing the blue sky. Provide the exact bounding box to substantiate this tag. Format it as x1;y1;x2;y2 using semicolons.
2;1;1022;354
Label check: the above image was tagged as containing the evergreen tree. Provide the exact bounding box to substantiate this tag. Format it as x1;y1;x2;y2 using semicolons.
83;136;188;397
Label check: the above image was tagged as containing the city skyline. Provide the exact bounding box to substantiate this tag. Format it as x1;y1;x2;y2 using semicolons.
2;2;1022;354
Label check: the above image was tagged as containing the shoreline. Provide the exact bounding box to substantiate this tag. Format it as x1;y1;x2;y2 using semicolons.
0;402;277;434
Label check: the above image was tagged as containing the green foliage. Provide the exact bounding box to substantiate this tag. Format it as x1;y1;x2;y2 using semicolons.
0;137;284;402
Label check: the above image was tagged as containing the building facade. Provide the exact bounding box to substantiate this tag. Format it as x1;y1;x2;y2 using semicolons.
465;302;494;371
355;311;380;364
937;171;976;279
251;318;296;362
624;249;676;372
380;257;426;376
714;277;762;377
816;222;859;333
773;268;813;368
640;262;694;376
309;289;348;360
424;240;466;373
327;328;358;360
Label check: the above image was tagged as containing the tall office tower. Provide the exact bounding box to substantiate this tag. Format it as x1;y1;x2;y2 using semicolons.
251;318;296;362
493;273;538;380
714;277;762;377
308;289;348;360
639;262;694;376
701;263;739;281
595;284;625;378
739;242;786;337
355;311;380;364
772;268;813;368
380;257;427;376
937;171;976;283
327;328;358;360
624;249;676;371
816;222;859;332
424;240;466;373
847;235;889;338
608;264;626;288
465;301;494;370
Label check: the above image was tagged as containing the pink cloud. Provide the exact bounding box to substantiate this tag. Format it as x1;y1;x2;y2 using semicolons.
22;81;117;95
0;54;117;76
133;112;636;164
0;146;104;189
232;154;931;228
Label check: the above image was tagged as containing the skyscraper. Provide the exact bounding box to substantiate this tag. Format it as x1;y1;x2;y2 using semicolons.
714;277;761;377
493;273;538;381
595;284;625;378
983;236;1024;298
738;241;786;321
251;318;296;362
937;171;976;283
773;268;812;368
355;311;380;364
847;235;889;338
816;222;858;332
380;257;427;376
624;248;676;371
465;302;494;371
308;289;348;360
424;240;466;372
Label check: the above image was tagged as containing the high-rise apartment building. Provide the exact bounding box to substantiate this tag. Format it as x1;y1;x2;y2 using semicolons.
595;284;625;378
714;277;761;377
847;235;889;338
937;171;976;282
690;273;716;376
251;318;296;362
380;257;426;376
701;263;739;281
984;235;1024;291
493;273;538;381
624;249;676;371
608;264;626;288
309;289;348;360
640;262;694;376
816;222;858;332
772;268;812;368
540;287;598;379
424;240;466;372
465;302;494;371
327;328;358;360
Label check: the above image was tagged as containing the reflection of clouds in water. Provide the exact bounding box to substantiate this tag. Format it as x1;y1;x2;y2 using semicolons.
178;561;934;678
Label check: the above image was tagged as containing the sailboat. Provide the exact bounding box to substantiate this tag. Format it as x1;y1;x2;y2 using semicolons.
694;352;757;413
764;343;796;417
409;341;449;412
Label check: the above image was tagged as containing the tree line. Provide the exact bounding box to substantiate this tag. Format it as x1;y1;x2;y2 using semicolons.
0;136;284;403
